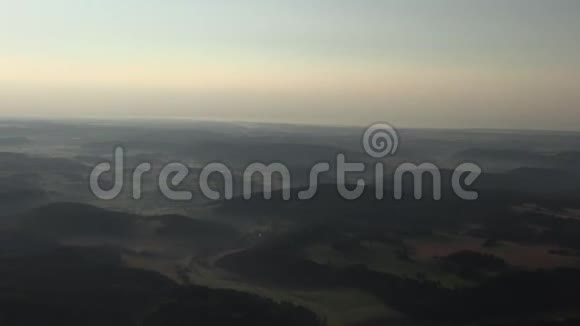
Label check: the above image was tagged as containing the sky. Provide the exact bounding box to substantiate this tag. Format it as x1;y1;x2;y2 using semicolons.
0;0;579;130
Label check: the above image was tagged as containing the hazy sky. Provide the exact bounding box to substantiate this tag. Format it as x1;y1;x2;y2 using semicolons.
1;1;579;130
